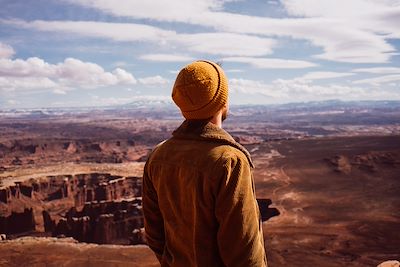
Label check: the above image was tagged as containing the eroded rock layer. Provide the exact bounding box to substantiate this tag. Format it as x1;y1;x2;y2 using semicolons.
0;173;144;244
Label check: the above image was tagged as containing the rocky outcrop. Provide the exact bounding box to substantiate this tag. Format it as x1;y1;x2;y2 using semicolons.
1;173;142;239
326;151;398;174
0;188;11;203
0;137;146;168
326;155;352;174
257;198;280;222
42;210;56;233
94;214;115;244
0;182;28;203
52;198;144;245
1;173;141;205
0;208;35;235
72;174;142;206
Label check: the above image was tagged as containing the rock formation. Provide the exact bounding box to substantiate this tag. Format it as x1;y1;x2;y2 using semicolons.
257;198;280;222
0;208;35;235
42;210;56;233
51;198;144;245
326;151;399;174
1;173;143;242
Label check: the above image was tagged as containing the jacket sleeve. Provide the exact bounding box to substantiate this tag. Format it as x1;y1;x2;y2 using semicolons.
214;154;267;267
142;161;165;262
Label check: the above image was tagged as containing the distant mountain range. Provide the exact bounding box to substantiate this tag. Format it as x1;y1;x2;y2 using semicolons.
1;100;400;118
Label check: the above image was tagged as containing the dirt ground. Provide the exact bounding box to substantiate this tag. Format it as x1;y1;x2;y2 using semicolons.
251;136;400;266
1;135;399;266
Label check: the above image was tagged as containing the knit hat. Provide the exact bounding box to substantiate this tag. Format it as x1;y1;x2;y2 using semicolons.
172;60;228;120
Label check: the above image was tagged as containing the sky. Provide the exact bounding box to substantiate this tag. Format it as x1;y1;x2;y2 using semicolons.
0;0;400;109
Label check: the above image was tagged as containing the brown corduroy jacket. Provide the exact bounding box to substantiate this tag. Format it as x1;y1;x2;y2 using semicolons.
143;120;267;267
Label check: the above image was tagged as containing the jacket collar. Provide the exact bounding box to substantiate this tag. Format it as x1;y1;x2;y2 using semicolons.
172;120;254;168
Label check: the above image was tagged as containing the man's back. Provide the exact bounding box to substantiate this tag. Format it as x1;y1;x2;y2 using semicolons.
143;121;267;267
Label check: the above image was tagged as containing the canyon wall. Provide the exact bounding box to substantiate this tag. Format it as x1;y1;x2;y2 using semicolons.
0;173;144;244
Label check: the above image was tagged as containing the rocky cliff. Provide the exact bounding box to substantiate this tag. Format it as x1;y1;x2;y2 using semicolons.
0;173;144;244
52;198;145;245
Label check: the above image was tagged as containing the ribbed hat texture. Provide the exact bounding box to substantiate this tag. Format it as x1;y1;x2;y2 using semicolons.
172;60;228;119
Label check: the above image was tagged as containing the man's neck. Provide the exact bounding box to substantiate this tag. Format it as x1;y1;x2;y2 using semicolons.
209;112;222;128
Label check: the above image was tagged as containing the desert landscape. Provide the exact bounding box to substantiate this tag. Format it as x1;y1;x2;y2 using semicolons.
0;100;399;266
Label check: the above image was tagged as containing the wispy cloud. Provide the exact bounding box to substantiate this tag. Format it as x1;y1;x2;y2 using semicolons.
353;74;400;85
0;42;15;59
224;57;317;69
299;71;354;81
226;69;244;73
230;77;396;103
63;0;399;63
3;19;276;57
138;75;170;86
208;14;395;63
1;1;400;108
53;88;67;95
230;78;286;98
353;67;400;74
139;54;194;62
64;0;225;22
2;19;175;42
177;33;276;56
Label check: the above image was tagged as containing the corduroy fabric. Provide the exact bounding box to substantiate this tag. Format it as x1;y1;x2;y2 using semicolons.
143;120;267;267
172;60;228;119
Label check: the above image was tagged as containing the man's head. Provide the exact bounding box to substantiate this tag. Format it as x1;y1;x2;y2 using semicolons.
172;60;229;121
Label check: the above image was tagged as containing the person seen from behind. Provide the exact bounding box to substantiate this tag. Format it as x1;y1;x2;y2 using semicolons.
143;60;267;267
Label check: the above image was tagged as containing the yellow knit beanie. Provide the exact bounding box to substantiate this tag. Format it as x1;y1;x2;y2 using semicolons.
172;60;228;120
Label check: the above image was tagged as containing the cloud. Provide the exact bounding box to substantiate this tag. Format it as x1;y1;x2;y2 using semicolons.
0;49;137;93
276;0;399;62
206;14;395;63
0;42;15;59
299;71;354;81
3;19;276;57
2;19;175;43
138;75;170;86
65;0;223;22
230;76;399;103
112;68;137;84
224;57;317;69
272;78;367;99
178;33;276;56
353;74;400;85
226;69;244;73
267;1;279;5
0;76;58;93
230;78;287;98
53;88;67;95
353;67;400;74
62;0;400;63
139;54;194;62
280;0;390;18
7;99;18;105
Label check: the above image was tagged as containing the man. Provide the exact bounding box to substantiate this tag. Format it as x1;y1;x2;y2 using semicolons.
143;60;267;267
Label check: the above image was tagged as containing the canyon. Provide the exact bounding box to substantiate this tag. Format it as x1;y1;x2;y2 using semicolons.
0;171;145;245
1;102;399;266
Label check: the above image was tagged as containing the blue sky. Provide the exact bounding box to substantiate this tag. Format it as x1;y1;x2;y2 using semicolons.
0;0;399;108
